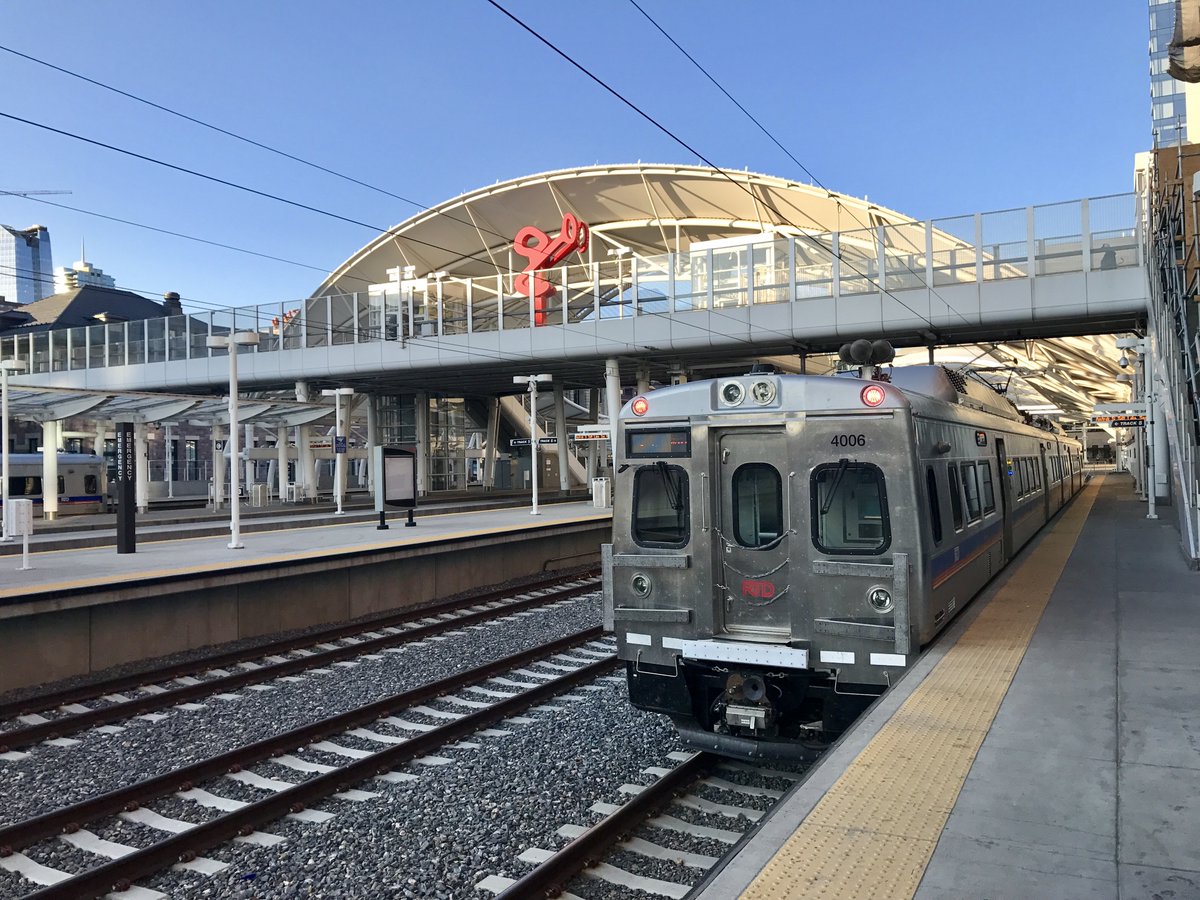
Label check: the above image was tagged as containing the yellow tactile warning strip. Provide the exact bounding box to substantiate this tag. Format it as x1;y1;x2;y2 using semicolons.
742;479;1102;900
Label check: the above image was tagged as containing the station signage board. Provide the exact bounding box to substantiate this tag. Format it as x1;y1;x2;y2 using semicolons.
572;431;610;442
1092;414;1147;427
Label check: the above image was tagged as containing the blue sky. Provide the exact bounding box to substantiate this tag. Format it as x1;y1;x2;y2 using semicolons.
1;1;1147;312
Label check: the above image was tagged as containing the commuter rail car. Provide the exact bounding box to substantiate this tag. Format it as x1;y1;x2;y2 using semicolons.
3;453;107;516
602;366;1084;760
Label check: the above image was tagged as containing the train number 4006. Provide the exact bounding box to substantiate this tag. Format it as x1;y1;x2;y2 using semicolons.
830;434;866;447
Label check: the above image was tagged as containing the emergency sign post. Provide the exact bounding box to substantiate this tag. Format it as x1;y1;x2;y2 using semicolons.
375;446;417;528
115;421;136;554
9;498;33;570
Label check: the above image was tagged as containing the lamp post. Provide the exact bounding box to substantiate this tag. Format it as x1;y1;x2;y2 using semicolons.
513;374;552;515
321;387;355;515
206;331;260;548
1;358;28;542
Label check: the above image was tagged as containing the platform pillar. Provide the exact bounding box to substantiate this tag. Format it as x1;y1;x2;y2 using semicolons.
276;426;288;502
554;385;569;491
41;420;59;521
415;393;429;496
366;393;378;499
295;381;315;501
484;396;500;489
604;358;621;471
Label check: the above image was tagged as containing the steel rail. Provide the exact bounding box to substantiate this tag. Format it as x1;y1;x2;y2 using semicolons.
0;576;600;751
0;568;598;722
495;751;716;899
0;627;608;860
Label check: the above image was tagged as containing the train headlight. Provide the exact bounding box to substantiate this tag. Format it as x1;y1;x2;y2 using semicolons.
631;573;653;599
861;384;886;407
868;586;893;612
720;381;745;406
750;380;777;405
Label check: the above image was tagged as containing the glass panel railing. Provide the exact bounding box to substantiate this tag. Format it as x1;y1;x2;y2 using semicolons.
210;310;235;356
469;277;501;332
167;315;187;361
1033;199;1083;275
31;332;49;374
88;323;106;368
147;317;166;363
930;213;977;285
1090;193;1138;269
50;331;67;372
564;266;598;324
128;321;146;365
673;252;704;311
304;296;329;348
635;254;671;314
107;323;125;366
880;222;927;291
189;315;210;359
981;207;1027;279
68;326;86;369
794;234;834;299
330;294;355;345
355;294;375;344
838;228;880;295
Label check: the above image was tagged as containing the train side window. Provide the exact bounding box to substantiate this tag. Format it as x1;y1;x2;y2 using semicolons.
57;476;65;495
979;462;996;513
632;464;690;548
947;465;964;530
1017;459;1028;496
961;463;981;522
732;463;783;549
810;461;890;555
1033;459;1042;490
9;476;41;496
85;475;99;494
926;466;943;545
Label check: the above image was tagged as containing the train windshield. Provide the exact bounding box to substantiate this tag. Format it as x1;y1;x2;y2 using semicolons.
632;464;689;547
810;461;890;555
732;463;783;548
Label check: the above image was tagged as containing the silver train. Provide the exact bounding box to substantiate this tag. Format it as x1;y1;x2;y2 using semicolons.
602;365;1084;760
3;453;107;516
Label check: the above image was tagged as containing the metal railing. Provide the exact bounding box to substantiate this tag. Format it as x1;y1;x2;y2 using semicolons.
0;194;1141;374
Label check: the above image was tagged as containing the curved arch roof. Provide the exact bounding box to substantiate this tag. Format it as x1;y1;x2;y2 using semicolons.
316;163;921;295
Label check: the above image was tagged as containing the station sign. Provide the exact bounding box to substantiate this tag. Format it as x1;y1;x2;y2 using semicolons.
334;436;347;454
538;437;557;445
1093;415;1146;427
572;431;610;442
510;438;532;447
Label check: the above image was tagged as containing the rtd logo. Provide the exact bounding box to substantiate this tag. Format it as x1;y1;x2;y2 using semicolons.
741;579;776;599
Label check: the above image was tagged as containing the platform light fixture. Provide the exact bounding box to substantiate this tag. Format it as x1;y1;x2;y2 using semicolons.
207;331;260;549
514;374;552;515
1;358;28;543
321;387;356;516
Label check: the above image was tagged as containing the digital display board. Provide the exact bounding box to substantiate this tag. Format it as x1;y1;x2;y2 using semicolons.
626;428;691;458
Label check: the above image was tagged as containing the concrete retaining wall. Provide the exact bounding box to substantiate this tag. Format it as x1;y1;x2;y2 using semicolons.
0;521;608;694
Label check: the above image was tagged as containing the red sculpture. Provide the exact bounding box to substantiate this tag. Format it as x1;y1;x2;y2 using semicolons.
513;213;590;325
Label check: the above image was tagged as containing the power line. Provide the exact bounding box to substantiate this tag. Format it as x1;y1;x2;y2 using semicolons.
483;0;970;333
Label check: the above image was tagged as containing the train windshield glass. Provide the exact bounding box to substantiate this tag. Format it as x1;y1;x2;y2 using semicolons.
732;464;784;548
810;461;890;555
632;464;690;547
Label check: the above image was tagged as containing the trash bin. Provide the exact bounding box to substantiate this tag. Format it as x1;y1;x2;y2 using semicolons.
592;477;611;509
250;483;269;507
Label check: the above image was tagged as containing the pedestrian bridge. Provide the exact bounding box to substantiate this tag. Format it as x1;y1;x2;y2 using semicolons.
2;193;1148;396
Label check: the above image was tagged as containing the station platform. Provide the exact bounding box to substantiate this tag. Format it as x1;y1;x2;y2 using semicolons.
0;501;611;693
699;475;1200;899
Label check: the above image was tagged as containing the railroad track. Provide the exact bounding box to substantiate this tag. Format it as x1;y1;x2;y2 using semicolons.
482;752;801;899
0;571;600;754
0;628;618;900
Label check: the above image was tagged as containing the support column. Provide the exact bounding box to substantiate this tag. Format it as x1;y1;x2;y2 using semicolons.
134;421;149;513
604;359;621;471
636;367;650;396
93;423;106;455
484;397;500;489
42;420;59;521
244;424;255;489
415;393;429;496
554;385;569;491
165;423;175;499
366;393;379;499
277;426;288;502
295;381;313;500
212;422;226;510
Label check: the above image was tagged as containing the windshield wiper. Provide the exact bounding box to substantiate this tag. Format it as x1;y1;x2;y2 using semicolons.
656;460;683;511
820;458;850;515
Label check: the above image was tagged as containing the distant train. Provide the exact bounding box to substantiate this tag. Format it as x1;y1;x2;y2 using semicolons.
3;453;107;516
602;365;1084;760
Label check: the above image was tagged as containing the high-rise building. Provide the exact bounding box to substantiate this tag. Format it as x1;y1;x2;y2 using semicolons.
54;254;117;292
0;224;53;304
1151;0;1187;144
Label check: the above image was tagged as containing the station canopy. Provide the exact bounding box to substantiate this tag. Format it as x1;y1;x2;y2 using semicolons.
2;383;336;428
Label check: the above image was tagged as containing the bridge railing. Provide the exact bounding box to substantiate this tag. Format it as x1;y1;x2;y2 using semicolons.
0;194;1140;375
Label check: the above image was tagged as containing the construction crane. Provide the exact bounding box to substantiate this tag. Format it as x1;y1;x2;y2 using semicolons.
0;190;72;197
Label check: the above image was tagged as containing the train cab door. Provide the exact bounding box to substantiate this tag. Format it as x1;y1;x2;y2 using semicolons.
995;438;1014;561
713;428;792;639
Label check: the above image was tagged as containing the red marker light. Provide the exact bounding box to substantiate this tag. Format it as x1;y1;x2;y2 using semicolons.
861;385;886;407
631;397;649;416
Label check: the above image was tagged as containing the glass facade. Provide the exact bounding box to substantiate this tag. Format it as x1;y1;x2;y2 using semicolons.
1150;0;1187;145
0;225;54;305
